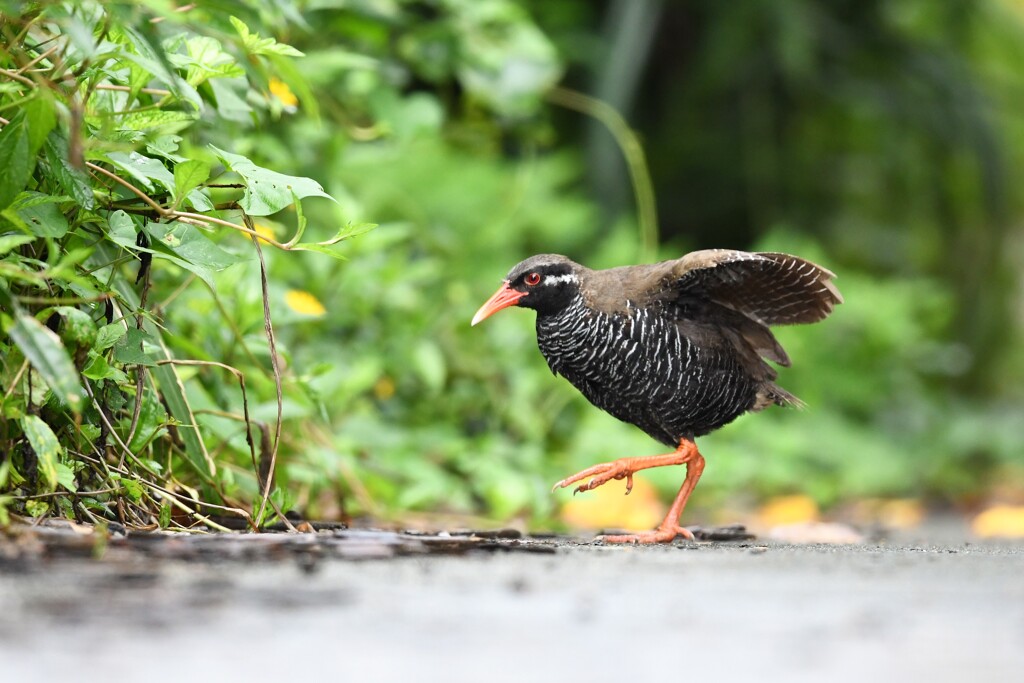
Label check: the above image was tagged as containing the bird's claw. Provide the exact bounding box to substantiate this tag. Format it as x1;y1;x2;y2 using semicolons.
553;461;635;496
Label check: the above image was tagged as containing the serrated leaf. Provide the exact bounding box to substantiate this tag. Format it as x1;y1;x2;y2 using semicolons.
114;110;198;133
210;145;333;216
0;111;31;211
20;415;63;491
173;159;210;206
8;314;85;412
230;16;304;57
95;323;128;351
44;134;95;209
113;328;159;366
82;352;130;382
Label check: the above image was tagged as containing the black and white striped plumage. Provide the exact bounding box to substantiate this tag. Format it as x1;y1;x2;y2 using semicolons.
490;250;842;446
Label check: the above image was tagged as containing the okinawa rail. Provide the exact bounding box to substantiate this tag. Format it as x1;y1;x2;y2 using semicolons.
472;250;842;544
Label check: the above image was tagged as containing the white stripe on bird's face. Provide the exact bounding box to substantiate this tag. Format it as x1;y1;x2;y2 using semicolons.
544;273;578;286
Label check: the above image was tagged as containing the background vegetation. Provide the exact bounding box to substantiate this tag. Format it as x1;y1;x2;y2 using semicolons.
1;0;1021;532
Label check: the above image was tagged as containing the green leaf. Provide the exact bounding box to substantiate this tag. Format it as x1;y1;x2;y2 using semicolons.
0;112;31;211
24;94;57;155
44;134;95;210
95;323;128;351
20;415;63;491
147;221;240;271
82;352;130;382
106;212;231;288
12;192;70;238
121;478;144;503
291;223;377;259
8;314;86;412
173;159;211;206
127;390;169;452
210;145;333;216
113;110;198;133
55;463;77;492
158;502;171;528
103;151;175;193
230;16;304;57
0;234;34;255
51;306;97;349
113;328;159;366
412;340;447;392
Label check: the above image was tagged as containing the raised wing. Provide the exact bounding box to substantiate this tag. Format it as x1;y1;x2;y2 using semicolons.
671;249;843;326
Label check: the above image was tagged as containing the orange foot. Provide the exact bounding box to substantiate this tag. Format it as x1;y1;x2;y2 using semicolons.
551;458;639;495
599;524;695;544
552;439;707;545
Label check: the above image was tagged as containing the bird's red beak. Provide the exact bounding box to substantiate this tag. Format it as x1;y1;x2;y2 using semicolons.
471;281;526;326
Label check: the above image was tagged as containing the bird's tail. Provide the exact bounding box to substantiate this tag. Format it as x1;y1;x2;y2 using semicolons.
754;384;806;411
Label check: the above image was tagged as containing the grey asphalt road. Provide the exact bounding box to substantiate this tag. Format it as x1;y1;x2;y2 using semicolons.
2;526;1022;683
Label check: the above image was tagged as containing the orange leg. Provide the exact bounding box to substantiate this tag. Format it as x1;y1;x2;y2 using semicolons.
552;439;706;544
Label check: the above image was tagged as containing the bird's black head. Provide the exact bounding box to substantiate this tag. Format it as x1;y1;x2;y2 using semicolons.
472;254;582;325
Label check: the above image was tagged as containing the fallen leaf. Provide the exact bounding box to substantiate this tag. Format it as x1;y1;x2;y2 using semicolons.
767;521;865;544
756;494;819;527
850;498;925;529
971;505;1024;538
560;476;663;532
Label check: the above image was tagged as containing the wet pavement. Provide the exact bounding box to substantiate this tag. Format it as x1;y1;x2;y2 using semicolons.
2;522;1021;682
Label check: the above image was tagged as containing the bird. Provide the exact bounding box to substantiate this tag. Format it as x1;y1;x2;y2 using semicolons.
471;249;842;544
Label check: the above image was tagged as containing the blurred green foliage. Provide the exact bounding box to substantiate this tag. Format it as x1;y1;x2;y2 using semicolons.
1;0;1021;531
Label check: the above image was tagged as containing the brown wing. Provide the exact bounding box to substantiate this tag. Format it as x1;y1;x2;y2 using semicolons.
671;249;843;326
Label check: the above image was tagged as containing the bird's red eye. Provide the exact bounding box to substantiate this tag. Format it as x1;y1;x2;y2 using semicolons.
524;272;542;286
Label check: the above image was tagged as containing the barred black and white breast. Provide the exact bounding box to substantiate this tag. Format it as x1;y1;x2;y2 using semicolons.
477;250;843;446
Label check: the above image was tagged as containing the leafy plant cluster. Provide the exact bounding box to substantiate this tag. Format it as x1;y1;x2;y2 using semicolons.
2;0;1021;534
0;0;572;529
0;1;383;528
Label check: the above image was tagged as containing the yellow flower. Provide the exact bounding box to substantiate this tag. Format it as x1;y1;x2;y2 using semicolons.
373;376;396;400
285;289;326;317
269;77;298;109
253;223;276;244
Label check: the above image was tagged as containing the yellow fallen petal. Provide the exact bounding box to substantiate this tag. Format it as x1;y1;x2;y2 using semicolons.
756;494;819;527
971;504;1024;538
285;289;326;317
269;77;298;109
560;476;663;532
